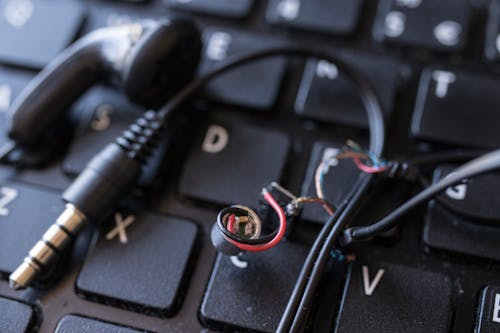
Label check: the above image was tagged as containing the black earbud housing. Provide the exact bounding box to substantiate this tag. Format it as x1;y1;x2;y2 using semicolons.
7;18;202;150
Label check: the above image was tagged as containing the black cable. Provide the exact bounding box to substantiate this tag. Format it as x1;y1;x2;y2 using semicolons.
289;174;373;332
277;198;347;332
341;149;500;244
155;47;385;155
298;147;500;331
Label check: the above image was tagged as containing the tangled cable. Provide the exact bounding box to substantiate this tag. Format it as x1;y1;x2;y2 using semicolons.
124;46;500;333
214;182;336;255
218;189;287;252
153;46;500;333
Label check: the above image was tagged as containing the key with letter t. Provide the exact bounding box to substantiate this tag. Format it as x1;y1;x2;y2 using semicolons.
412;67;500;148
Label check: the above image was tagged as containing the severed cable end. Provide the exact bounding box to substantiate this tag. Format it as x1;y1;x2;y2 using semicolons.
9;203;87;290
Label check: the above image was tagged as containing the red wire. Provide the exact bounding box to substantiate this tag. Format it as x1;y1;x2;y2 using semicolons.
227;214;236;233
353;157;387;174
226;190;287;252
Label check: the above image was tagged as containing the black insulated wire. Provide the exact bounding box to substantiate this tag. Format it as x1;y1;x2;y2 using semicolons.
155;47;385;155
341;148;500;244
289;174;373;332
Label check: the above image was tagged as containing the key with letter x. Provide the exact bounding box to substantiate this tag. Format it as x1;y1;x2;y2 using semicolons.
105;212;136;244
78;213;197;315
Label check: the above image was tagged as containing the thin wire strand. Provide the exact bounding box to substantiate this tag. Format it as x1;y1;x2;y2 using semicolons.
294;197;335;216
227;214;236;234
156;47;385;156
353;157;387;174
271;182;299;200
315;161;327;199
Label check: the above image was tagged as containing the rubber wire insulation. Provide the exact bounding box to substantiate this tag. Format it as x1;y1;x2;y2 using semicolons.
345;148;500;242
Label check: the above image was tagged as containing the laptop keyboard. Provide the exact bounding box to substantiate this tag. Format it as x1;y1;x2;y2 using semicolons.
0;0;500;332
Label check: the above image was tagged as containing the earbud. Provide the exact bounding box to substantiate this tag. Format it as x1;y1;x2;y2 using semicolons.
7;17;201;149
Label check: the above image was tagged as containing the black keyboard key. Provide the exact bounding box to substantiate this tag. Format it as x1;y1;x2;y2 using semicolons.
373;0;471;52
486;0;500;62
0;182;63;273
0;297;34;333
424;201;500;262
199;29;286;109
201;242;308;332
335;263;452;332
77;213;197;315
412;68;500;148
165;0;254;19
477;286;500;332
179;123;289;206
0;0;84;68
295;51;399;128
301;142;359;224
423;167;500;261
266;0;363;35
55;315;146;333
435;166;500;222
